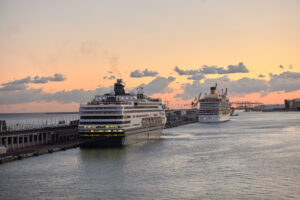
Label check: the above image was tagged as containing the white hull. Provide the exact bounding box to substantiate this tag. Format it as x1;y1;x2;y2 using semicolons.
198;114;230;123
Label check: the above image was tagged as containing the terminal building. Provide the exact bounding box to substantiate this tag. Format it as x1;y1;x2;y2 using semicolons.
284;98;300;111
0;120;79;154
165;109;198;125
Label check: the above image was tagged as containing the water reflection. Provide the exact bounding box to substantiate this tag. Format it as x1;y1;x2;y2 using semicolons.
0;112;300;200
79;147;125;161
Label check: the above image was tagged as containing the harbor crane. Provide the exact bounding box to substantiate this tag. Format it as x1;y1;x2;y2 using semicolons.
191;92;201;109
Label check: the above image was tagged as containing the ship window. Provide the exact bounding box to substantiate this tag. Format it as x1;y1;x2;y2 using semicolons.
79;121;131;125
81;116;124;119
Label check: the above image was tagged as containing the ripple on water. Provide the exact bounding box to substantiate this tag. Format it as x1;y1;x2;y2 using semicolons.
0;112;300;200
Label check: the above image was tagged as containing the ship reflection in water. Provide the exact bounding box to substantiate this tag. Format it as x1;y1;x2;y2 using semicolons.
1;111;300;199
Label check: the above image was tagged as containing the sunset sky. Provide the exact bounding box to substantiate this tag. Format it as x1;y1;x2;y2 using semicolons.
0;0;299;112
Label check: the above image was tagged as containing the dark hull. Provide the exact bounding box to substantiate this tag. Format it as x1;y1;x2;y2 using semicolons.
79;125;164;148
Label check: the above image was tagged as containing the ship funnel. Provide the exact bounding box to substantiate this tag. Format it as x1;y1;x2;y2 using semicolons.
114;79;125;95
137;87;145;99
210;86;216;95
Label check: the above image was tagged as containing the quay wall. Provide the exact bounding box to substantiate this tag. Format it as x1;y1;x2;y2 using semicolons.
0;125;78;153
0;110;198;163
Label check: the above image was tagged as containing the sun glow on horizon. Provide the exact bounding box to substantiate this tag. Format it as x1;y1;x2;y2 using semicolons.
0;0;300;112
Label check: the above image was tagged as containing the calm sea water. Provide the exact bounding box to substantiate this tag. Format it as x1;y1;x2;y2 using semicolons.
0;111;300;200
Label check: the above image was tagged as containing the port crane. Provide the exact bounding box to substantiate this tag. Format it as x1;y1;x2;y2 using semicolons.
191;92;201;109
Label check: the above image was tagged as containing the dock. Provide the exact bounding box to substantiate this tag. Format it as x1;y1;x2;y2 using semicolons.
0;109;199;164
0;140;81;164
0;120;80;164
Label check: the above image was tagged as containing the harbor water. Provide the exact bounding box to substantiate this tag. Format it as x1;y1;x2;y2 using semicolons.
0;111;300;199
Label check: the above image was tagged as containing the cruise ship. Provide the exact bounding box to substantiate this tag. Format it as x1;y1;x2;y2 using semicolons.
78;79;166;147
198;84;231;122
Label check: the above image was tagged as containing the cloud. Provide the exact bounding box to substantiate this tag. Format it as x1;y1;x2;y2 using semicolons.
230;78;269;94
0;76;175;105
269;71;300;92
175;71;300;100
258;74;265;78
31;74;66;83
279;65;284;69
222;63;249;74
0;86;113;105
130;68;159;78
174;66;195;75
174;62;249;76
0;73;66;91
41;87;112;104
48;73;66;82
136;76;175;95
0;88;43;104
103;75;116;80
2;76;31;85
175;76;268;100
175;76;231;100
32;76;49;84
0;84;28;91
187;73;205;80
269;71;300;79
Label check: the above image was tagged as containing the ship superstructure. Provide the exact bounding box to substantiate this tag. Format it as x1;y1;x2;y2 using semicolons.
198;84;231;122
79;79;166;147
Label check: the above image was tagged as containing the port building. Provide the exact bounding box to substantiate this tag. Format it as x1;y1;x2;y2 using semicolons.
284;98;300;111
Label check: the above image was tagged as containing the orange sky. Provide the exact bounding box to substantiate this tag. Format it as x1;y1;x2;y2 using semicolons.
0;0;299;112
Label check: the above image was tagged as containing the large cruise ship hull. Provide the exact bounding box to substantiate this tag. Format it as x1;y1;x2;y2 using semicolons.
79;125;164;148
198;114;230;123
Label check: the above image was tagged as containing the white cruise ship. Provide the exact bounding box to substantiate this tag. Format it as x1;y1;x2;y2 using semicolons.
78;79;166;147
198;84;231;122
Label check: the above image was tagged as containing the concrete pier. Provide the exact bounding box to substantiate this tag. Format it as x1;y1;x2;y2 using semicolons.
0;114;199;164
0;123;80;164
0;124;78;153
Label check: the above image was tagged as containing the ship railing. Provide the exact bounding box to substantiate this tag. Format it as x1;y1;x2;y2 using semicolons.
80;101;132;106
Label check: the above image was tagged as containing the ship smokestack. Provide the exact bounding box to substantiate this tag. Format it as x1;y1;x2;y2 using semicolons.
210;83;217;95
114;79;125;95
210;86;216;95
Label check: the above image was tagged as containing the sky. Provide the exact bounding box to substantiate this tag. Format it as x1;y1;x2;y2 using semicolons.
0;0;300;112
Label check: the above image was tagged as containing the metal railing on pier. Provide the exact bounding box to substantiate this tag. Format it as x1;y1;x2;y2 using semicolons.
4;117;79;131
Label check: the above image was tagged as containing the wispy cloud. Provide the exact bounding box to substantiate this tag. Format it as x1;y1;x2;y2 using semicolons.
0;87;112;105
137;76;175;95
0;84;28;92
175;71;300;100
174;62;249;76
0;73;66;91
130;68;159;78
175;76;268;100
103;75;116;80
269;71;300;92
187;73;205;80
0;76;175;105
